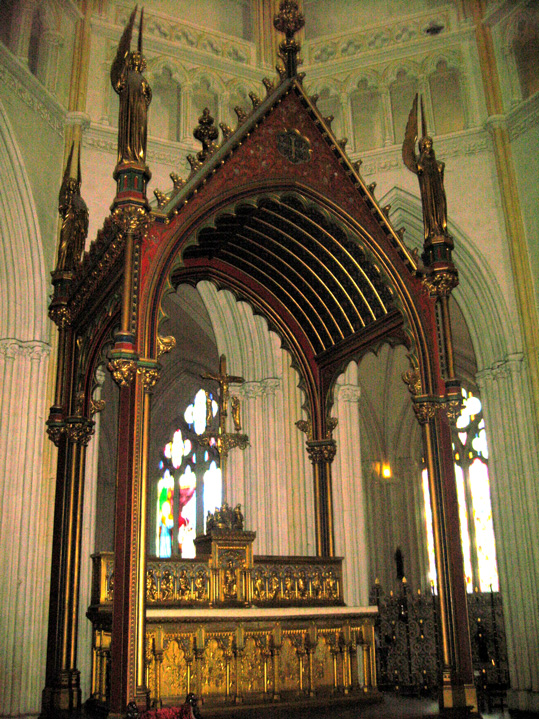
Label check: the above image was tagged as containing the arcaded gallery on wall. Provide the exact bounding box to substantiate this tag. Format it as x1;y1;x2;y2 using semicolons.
0;1;538;718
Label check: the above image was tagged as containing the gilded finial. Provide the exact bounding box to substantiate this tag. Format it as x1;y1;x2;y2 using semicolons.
338;137;348;150
324;115;334;129
187;154;202;173
193;107;219;163
154;189;170;208
234;106;248;123
219;122;234;141
368;182;377;194
262;77;274;95
249;91;261;109
274;0;305;78
170;172;185;190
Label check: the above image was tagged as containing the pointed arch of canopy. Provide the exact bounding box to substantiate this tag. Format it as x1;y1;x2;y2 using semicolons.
138;78;445;439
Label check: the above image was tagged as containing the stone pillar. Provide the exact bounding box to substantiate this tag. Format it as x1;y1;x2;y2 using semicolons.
37;29;63;93
339;91;353;147
380;87;394;147
253;0;280;68
10;0;37;64
332;368;369;605
477;355;539;712
0;339;51;718
233;378;284;553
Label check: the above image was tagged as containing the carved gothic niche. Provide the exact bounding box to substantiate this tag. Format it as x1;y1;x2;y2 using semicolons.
150;66;182;142
511;7;539;100
428;58;466;134
350;77;384;151
389;68;419;142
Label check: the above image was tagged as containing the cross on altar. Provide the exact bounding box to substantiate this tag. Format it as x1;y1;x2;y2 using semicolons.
202;353;244;421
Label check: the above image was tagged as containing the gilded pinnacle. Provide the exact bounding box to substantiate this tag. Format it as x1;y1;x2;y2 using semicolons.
274;0;305;40
274;0;305;78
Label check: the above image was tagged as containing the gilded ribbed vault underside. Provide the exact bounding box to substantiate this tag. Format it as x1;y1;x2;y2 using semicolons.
182;193;395;356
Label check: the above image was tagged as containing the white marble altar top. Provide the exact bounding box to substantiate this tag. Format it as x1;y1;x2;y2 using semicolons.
147;605;377;620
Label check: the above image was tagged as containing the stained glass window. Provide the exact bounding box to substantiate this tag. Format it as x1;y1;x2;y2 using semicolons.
422;387;499;592
155;389;221;558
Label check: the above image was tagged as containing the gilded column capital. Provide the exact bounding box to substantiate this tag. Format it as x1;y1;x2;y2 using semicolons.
137;364;161;393
108;357;138;387
111;205;151;238
46;422;66;447
412;397;439;425
306;439;337;464
443;397;462;425
422;269;459;298
65;417;95;446
49;305;73;328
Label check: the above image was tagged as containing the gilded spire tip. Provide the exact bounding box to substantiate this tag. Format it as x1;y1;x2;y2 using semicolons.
273;0;305;78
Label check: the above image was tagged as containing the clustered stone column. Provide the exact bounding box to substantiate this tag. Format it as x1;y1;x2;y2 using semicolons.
332;373;369;605
0;339;50;717
477;355;539;712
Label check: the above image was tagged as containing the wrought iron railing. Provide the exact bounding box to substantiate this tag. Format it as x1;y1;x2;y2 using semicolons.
369;580;509;710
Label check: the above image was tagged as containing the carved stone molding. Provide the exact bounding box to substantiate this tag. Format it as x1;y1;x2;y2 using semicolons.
336;384;361;403
241;378;281;399
0;339;51;360
306;440;337;464
476;353;525;387
108;358;138;387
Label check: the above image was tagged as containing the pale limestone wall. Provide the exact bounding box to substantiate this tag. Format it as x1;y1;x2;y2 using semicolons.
0;0;538;714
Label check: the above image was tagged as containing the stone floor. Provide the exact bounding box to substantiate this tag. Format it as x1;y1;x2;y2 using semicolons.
198;692;521;719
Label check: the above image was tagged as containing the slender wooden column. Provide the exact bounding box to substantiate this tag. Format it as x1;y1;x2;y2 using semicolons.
43;399;95;711
416;399;477;713
306;439;336;557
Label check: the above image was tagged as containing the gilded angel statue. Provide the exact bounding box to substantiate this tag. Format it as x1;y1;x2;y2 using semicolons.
56;143;89;272
402;94;448;241
110;6;152;166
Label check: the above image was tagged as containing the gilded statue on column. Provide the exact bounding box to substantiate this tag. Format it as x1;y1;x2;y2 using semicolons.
402;94;448;241
56;143;89;272
110;7;152;166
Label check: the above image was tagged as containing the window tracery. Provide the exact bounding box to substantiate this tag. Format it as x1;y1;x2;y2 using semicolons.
422;387;499;592
156;388;221;559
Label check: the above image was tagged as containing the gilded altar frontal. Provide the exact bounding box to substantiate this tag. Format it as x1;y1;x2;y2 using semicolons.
1;1;538;718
